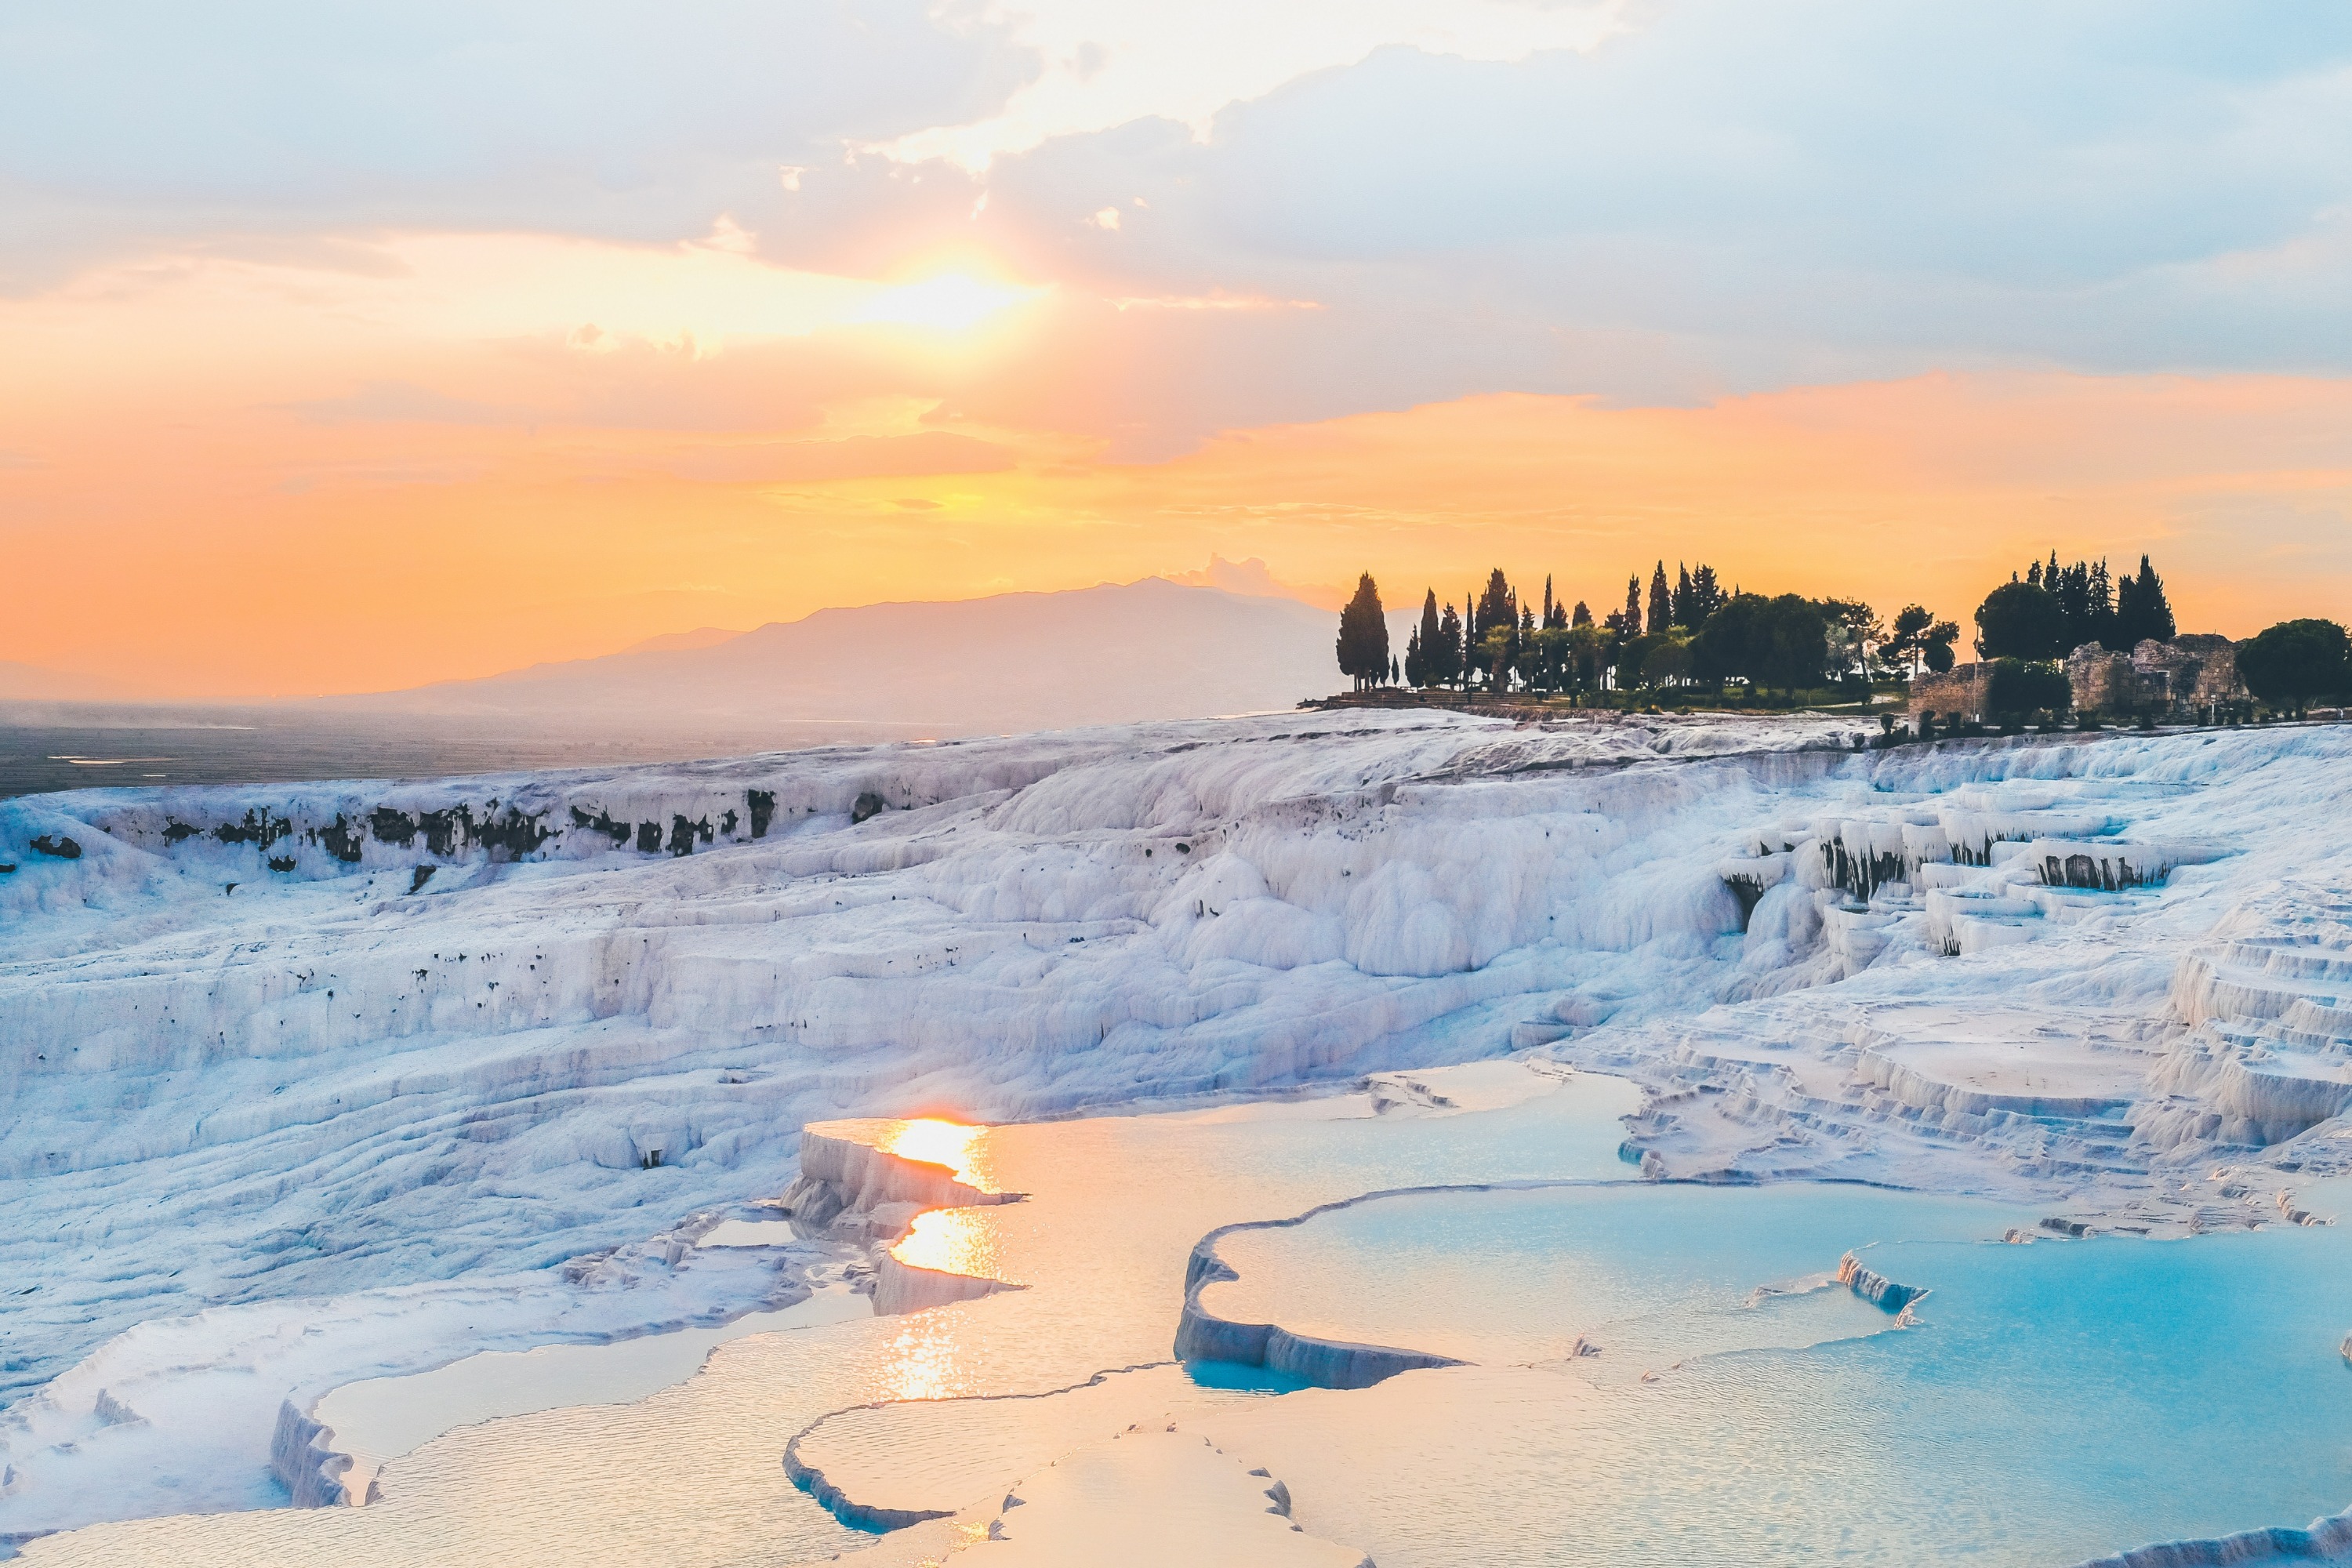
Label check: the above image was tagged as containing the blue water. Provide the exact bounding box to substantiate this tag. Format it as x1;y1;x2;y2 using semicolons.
1207;1181;2352;1565
1181;1359;1316;1393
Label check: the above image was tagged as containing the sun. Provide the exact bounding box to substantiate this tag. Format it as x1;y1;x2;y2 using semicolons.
851;271;1036;333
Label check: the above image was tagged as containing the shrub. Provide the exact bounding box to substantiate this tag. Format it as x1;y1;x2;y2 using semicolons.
1985;658;2071;721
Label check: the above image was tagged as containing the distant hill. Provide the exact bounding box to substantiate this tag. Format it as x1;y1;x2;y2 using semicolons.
336;578;1347;735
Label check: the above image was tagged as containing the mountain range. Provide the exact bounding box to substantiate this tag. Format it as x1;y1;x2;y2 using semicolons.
333;577;1350;735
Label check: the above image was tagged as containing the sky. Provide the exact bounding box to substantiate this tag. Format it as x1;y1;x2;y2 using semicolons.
5;0;2352;696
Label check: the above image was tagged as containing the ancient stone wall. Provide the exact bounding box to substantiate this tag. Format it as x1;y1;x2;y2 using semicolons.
2064;635;2243;718
1907;663;1991;722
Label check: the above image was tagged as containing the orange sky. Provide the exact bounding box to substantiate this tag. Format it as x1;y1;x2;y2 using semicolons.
4;237;2350;697
10;6;2352;699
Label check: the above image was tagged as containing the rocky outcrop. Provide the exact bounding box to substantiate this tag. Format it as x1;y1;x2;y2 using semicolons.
873;1252;1019;1316
1835;1251;1927;1315
2139;893;2352;1149
268;1399;368;1508
780;1123;1022;1317
786;1127;1008;1218
2067;1506;2352;1568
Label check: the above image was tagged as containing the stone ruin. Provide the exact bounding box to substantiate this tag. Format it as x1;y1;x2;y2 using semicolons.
1907;634;2244;724
2064;634;2245;721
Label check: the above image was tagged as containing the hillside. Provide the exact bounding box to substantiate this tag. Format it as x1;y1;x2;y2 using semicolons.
338;578;1341;734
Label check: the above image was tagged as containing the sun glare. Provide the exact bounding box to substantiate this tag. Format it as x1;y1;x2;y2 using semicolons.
890;1207;1007;1279
875;1116;995;1189
851;272;1035;332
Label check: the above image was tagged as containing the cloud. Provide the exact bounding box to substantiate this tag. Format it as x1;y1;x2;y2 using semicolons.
0;0;1035;289
862;0;1617;166
12;0;2352;553
749;1;2352;449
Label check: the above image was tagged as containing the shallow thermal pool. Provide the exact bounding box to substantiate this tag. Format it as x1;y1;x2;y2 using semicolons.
1196;1179;2352;1566
24;1069;2352;1566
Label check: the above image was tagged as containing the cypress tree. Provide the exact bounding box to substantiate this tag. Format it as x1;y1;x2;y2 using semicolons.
1476;569;1515;638
2087;560;2115;645
1686;564;1724;626
1412;590;1442;687
2133;555;2175;644
1335;572;1390;691
1571;599;1592;627
1623;575;1642;638
1438;601;1465;688
1647;562;1672;637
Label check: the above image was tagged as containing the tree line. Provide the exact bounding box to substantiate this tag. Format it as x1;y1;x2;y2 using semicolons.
1972;554;2176;660
1338;561;1962;699
1338;548;2350;722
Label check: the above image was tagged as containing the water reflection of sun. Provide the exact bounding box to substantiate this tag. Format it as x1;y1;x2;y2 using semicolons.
876;1116;997;1192
891;1207;1006;1279
877;1312;971;1403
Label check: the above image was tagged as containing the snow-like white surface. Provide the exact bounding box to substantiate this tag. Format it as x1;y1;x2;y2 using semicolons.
9;710;2352;1544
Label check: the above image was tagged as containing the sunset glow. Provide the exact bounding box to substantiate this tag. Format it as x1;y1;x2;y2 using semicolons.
851;273;1040;334
3;2;2350;699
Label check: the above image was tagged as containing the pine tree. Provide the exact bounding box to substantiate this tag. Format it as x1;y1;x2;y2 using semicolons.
1623;575;1642;638
1571;600;1592;626
1889;604;1934;677
1647;562;1671;637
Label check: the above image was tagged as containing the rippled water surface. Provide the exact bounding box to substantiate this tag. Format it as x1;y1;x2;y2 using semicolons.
1203;1181;2352;1566
23;1073;1637;1565
29;1075;2352;1567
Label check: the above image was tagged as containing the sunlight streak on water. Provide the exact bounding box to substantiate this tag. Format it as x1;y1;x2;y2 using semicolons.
891;1208;1010;1280
877;1312;980;1403
875;1117;997;1191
